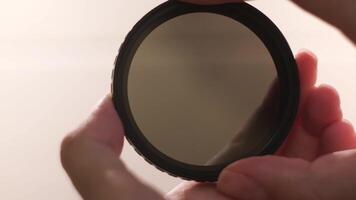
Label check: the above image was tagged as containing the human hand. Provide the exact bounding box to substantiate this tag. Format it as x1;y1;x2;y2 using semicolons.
60;51;356;200
182;0;356;45
168;51;356;200
174;1;356;199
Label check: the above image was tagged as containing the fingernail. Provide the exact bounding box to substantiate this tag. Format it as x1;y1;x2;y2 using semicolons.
296;49;318;62
218;171;267;200
94;94;112;109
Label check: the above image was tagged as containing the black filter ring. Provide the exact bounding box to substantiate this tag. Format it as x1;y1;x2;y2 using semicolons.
112;0;300;182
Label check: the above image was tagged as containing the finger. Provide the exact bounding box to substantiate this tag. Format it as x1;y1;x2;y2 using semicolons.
181;0;243;5
320;120;356;155
183;0;356;44
77;94;125;155
295;50;318;104
218;151;356;200
166;182;233;200
60;95;163;200
301;85;343;135
280;85;343;160
279;124;319;161
277;51;318;160
281;85;342;157
217;156;313;200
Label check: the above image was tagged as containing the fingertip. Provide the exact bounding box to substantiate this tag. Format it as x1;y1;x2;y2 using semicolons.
88;94;125;154
296;49;318;64
302;85;342;135
92;94;118;119
280;125;319;161
218;156;310;199
320;119;356;154
218;157;274;200
63;94;125;156
181;0;242;5
218;170;267;200
222;156;309;174
295;50;318;101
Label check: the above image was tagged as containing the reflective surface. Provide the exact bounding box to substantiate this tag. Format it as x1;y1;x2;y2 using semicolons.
128;13;280;166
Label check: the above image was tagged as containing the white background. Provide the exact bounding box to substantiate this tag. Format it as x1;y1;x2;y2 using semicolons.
0;0;355;199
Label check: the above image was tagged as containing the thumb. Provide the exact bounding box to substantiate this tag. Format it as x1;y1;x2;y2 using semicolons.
60;95;163;200
217;156;315;200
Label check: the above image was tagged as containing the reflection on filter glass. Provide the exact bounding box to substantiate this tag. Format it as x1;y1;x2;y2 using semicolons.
128;13;280;166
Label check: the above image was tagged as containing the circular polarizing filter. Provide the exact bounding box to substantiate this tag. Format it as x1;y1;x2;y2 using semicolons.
112;0;299;182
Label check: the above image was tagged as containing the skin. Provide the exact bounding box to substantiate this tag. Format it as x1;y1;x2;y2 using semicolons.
61;1;356;200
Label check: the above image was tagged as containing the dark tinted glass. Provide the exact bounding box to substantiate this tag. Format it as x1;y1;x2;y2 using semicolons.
128;13;280;166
